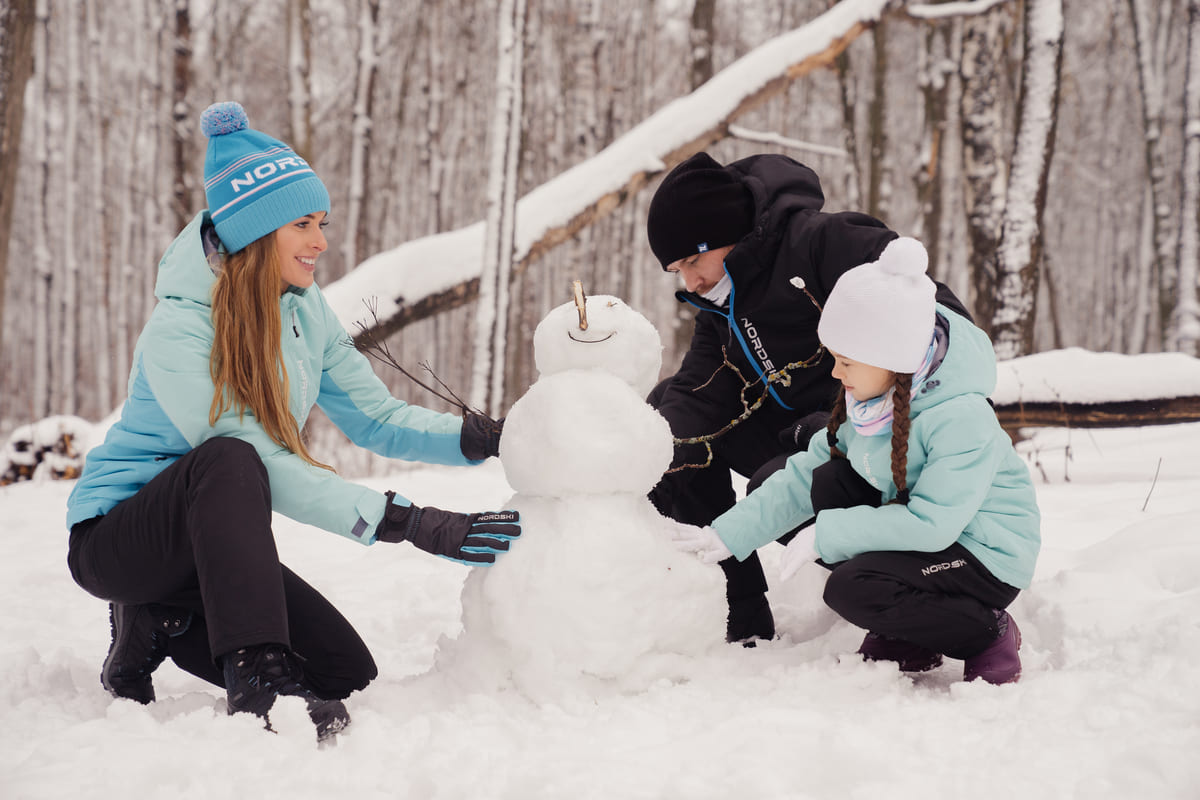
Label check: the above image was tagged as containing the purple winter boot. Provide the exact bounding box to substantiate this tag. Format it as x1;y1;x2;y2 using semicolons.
963;611;1022;685
858;632;944;673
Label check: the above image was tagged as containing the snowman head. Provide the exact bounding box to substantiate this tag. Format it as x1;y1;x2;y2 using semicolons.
533;294;662;396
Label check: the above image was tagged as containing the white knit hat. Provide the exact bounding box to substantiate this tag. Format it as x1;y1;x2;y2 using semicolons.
817;237;937;373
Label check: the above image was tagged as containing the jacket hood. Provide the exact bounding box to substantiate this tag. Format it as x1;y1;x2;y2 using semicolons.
154;211;219;306
729;154;825;238
911;305;998;414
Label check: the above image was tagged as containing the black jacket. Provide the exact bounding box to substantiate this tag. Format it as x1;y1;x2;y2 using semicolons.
656;154;898;442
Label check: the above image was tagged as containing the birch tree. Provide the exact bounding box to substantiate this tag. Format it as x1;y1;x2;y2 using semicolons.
1128;0;1178;345
0;0;35;339
959;2;1011;331
30;0;50;420
286;0;313;161
84;0;111;409
470;0;527;416
911;8;957;280
990;0;1063;360
169;0;191;232
1177;0;1200;354
341;0;378;270
57;1;80;415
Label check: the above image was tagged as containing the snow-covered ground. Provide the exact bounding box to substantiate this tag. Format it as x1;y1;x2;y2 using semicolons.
2;419;1198;799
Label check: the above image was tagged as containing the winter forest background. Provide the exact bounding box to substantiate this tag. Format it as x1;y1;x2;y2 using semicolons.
1;0;1198;472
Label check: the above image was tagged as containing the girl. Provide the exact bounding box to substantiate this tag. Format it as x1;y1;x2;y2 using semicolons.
673;237;1040;684
66;102;520;740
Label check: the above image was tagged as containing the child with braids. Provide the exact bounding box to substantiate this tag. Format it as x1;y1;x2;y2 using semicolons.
672;237;1041;684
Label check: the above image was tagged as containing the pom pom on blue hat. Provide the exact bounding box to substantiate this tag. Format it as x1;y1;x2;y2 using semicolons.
200;101;329;254
199;102;249;138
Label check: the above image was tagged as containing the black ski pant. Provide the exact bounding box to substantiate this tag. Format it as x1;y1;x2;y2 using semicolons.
822;544;1019;660
805;457;1021;660
67;437;377;700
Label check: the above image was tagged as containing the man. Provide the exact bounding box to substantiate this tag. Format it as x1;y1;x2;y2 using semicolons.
646;152;966;645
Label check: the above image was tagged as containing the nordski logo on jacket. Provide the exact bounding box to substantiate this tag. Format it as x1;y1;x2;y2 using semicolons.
741;317;775;371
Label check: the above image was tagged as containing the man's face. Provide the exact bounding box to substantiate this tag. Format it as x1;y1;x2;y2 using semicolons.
665;245;735;295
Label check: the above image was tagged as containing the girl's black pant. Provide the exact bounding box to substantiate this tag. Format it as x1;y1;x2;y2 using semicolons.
68;437;377;700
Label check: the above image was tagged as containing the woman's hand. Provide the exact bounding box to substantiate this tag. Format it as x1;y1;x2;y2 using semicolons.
377;492;520;565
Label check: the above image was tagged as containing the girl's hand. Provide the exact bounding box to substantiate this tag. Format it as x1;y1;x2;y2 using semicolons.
779;527;819;580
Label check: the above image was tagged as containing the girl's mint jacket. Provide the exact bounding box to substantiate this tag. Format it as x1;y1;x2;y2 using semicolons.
67;212;479;543
712;305;1041;589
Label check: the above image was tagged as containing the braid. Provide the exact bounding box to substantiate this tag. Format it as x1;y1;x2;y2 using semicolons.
889;373;913;505
826;388;847;459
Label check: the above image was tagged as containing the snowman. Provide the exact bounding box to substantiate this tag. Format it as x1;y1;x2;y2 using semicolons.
437;288;726;699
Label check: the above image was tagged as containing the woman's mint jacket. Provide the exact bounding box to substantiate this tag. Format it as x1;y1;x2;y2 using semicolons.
67;212;479;543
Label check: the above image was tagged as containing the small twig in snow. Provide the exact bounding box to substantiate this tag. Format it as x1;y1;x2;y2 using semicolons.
1142;458;1162;512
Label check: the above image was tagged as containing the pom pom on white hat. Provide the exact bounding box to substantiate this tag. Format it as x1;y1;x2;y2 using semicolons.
817;237;937;373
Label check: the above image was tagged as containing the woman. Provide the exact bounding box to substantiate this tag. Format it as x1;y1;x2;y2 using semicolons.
66;102;521;741
673;237;1040;684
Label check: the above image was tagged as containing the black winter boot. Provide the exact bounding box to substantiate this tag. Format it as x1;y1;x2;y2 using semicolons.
223;644;351;742
726;593;776;647
101;602;192;704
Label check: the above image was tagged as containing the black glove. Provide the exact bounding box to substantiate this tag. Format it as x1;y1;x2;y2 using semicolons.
777;411;831;452
378;491;521;565
810;458;881;513
460;412;505;460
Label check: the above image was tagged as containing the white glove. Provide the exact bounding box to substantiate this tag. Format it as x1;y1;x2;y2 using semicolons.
669;523;734;564
779;527;819;581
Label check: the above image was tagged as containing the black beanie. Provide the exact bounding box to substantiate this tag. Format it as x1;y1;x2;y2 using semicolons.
646;152;754;269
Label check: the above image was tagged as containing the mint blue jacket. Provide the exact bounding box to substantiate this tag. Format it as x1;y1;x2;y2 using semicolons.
712;305;1041;589
66;211;478;544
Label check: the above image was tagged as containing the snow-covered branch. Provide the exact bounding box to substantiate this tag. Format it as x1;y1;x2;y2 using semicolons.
726;124;848;158
905;0;1014;21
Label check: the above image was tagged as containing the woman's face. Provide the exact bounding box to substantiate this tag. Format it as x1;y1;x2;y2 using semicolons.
275;212;328;292
828;349;895;402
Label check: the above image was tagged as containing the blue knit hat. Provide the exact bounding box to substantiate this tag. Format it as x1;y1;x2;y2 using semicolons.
200;102;330;254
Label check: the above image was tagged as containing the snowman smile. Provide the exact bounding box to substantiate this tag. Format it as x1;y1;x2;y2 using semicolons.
567;330;616;344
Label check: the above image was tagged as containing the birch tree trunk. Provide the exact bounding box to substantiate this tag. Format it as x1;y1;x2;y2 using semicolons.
913;14;955;279
30;0;50;420
959;3;1011;331
1128;0;1177;347
991;0;1064;360
866;18;891;220
341;0;378;270
471;0;526;416
1176;0;1200;354
286;0;313;161
0;0;35;339
84;0;111;409
170;0;191;232
57;0;80;415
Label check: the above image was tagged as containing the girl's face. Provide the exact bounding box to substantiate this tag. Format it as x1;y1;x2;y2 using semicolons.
665;245;734;295
275;212;329;292
828;349;895;402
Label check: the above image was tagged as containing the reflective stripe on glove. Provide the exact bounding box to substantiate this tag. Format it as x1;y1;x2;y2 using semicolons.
378;491;521;565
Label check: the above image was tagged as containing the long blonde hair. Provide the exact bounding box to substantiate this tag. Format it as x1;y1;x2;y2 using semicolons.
208;234;333;470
